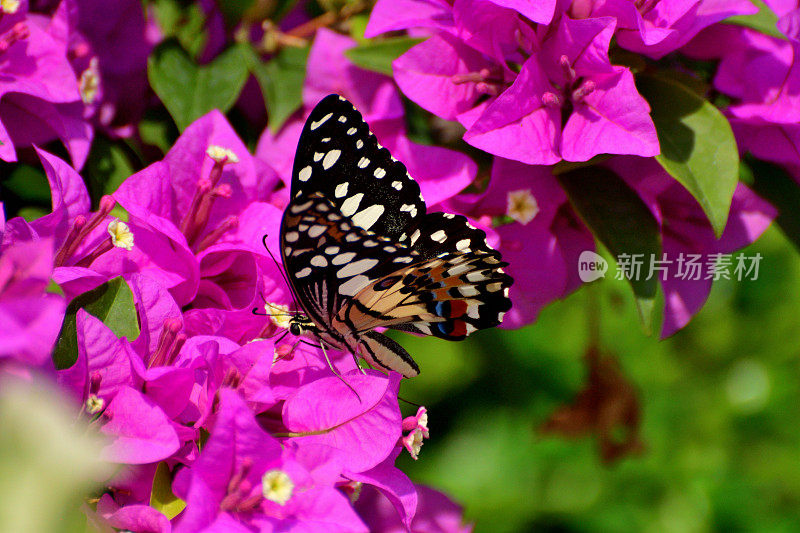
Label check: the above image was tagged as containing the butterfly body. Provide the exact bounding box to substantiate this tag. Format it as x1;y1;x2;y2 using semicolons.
279;95;513;378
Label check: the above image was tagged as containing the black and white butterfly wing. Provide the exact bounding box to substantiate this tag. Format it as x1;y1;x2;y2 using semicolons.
288;94;425;241
280;94;513;377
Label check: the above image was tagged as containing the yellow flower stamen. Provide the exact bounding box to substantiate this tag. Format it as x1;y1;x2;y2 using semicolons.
206;145;240;164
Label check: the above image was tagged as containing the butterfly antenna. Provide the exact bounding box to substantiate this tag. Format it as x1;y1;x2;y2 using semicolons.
262;235;295;294
319;341;361;402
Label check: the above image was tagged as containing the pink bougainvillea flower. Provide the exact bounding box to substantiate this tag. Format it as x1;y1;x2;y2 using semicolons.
99;385;181;465
464;16;659;164
0;239;65;368
257;28;477;208
0;1;92;167
57;309;142;409
589;0;756;59
446;158;594;327
392;31;514;128
173;389;367;532
355;483;472;533
608;157;776;336
114;110;285;310
719;9;800;124
346;449;418;529
70;0;154;133
283;371;403;474
95;494;172;533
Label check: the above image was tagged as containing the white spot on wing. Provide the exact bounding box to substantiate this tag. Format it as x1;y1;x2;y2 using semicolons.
324;246;340;254
459;286;479;297
358;157;369;168
308;225;326;238
351;204;385;231
335;182;349;198
310;255;327;267
431;230;447;243
466;271;485;282
313;152;323;162
337;258;379;278
322;150;341;170
310;113;332;130
296;267;312;278
374;167;386;179
339;275;370;296
290;200;313;214
285;231;299;243
298;166;312;182
340;193;364;217
356;140;364;149
456;239;471;251
347;127;357;135
332;252;356;265
392;181;402;190
448;264;471;277
338;115;347;123
400;204;418;218
393;256;413;263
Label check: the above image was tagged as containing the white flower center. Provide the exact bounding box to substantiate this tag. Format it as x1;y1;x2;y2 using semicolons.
265;302;292;329
262;469;294;505
506;189;539;225
108;219;134;251
85;395;104;414
1;0;20;14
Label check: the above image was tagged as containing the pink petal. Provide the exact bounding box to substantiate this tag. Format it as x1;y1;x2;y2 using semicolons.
283;371;403;473
100;386;181;464
562;68;659;161
393;33;496;121
463;57;560;165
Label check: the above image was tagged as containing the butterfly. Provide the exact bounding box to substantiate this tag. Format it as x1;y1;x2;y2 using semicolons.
279;94;513;378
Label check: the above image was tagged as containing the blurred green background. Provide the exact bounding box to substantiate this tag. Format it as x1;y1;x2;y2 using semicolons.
395;226;800;533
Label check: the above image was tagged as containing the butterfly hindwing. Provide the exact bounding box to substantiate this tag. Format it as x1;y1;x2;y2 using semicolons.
337;213;513;340
290;94;426;242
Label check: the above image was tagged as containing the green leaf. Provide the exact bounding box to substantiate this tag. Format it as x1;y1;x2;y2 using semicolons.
46;279;64;296
84;137;136;200
152;0;209;58
139;108;179;155
2;164;50;204
637;74;739;237
150;462;186;520
557;166;662;333
724;0;786;40
244;45;309;134
52;277;140;370
216;0;255;27
744;156;800;252
344;37;425;76
148;40;249;131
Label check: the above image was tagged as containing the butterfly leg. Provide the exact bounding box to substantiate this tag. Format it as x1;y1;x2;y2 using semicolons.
353;345;369;375
319;340;361;402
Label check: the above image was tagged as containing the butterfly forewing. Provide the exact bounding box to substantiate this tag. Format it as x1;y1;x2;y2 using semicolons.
280;94;514;377
290;94;426;241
